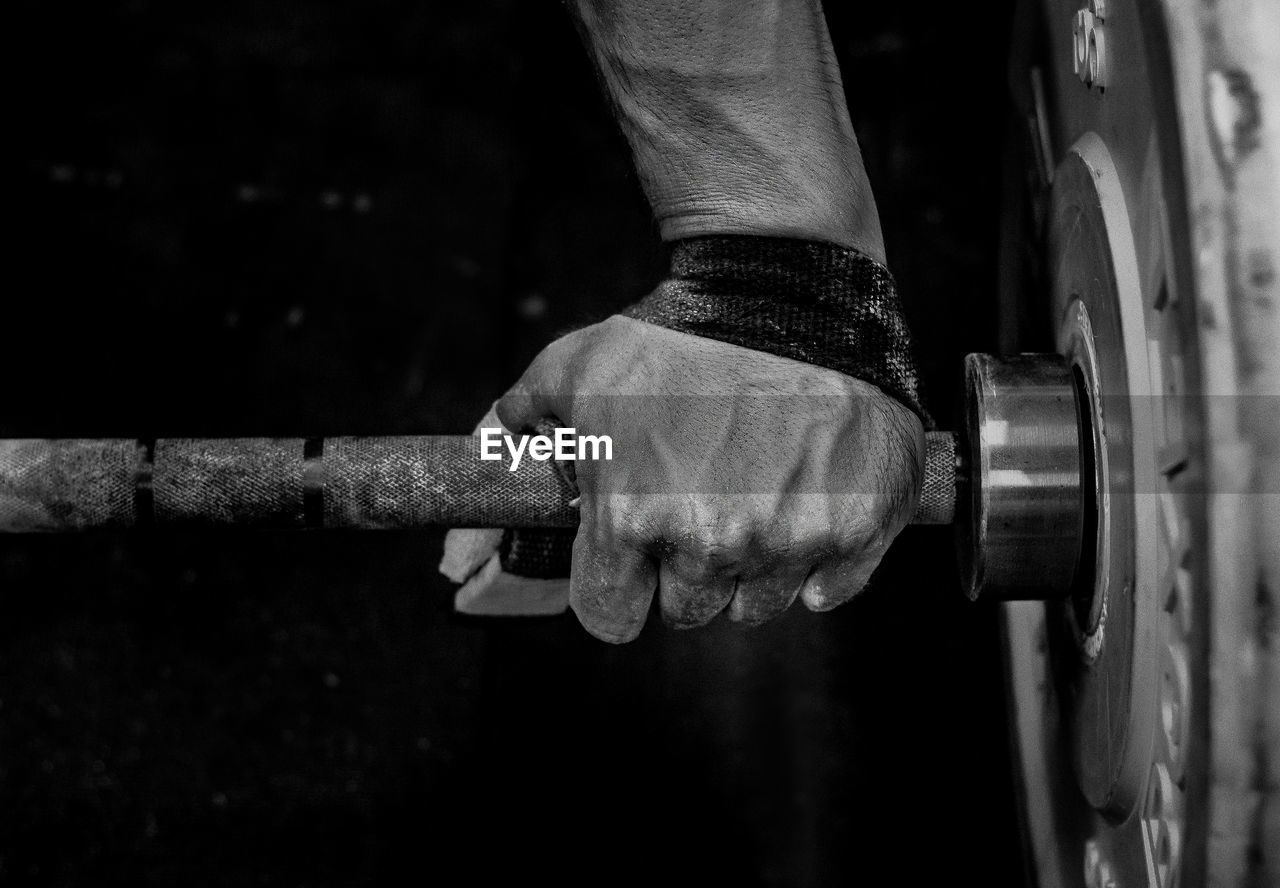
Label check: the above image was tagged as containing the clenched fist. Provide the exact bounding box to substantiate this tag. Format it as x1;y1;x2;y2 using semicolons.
497;316;924;643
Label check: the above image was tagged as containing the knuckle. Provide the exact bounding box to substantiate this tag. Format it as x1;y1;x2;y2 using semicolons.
859;506;907;555
754;513;838;567
829;497;898;555
669;508;752;573
605;502;658;550
681;533;741;571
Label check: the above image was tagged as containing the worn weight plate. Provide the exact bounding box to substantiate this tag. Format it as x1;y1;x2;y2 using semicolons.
1000;0;1278;886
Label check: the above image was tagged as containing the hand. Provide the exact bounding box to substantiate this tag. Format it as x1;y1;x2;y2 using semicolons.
497;316;924;643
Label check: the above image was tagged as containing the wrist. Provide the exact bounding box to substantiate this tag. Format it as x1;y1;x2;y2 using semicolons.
622;235;927;423
652;180;886;266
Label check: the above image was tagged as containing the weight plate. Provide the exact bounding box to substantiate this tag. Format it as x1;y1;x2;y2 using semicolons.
1000;1;1278;886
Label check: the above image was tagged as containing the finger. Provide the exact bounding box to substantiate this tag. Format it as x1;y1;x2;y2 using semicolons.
798;551;883;613
658;555;736;629
727;566;809;626
568;523;658;644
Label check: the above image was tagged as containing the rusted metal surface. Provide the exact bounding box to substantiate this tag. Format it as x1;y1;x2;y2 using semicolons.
319;436;581;530
1164;0;1279;884
152;439;309;527
0;432;962;532
0;437;581;531
0;439;139;531
1003;0;1278;885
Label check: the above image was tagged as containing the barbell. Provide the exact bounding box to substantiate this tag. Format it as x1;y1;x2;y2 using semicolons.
0;351;1091;603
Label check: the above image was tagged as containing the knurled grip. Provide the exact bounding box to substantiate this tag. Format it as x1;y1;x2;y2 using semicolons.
916;431;959;525
0;432;959;532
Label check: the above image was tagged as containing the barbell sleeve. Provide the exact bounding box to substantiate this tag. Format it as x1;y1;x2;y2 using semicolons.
0;432;959;533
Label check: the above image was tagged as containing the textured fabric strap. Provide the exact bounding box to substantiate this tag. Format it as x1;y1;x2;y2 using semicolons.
623;235;927;421
497;417;578;578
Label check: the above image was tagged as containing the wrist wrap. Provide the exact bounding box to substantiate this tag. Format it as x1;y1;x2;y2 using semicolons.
622;235;927;421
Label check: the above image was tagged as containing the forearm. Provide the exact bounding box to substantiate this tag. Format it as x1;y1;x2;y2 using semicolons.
568;0;884;261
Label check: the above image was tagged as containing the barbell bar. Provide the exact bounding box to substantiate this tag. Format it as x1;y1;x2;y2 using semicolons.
0;353;1090;601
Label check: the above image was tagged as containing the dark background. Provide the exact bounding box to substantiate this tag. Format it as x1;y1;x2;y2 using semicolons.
4;1;1021;884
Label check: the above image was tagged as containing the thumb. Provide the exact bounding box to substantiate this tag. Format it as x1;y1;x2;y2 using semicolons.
495;337;577;433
